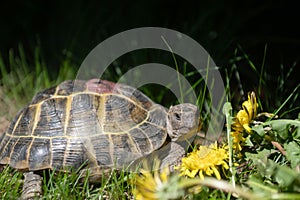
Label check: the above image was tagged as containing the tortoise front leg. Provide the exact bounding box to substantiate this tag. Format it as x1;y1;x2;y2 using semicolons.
130;142;186;172
158;142;186;171
21;172;43;200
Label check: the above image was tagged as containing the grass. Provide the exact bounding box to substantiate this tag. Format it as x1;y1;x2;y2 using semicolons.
40;168;134;199
0;166;134;199
0;45;76;113
0;167;23;198
0;44;299;199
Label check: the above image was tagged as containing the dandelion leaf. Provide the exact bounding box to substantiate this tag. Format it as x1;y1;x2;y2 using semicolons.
284;141;300;169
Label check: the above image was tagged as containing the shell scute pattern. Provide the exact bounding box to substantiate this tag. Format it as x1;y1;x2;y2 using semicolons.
28;138;51;170
62;138;87;169
10;107;34;137
0;79;170;171
128;128;153;154
34;98;65;137
67;94;103;137
9;137;31;167
54;80;87;96
103;94;148;133
0;136;17;164
51;137;68;169
89;134;113;166
30;86;56;104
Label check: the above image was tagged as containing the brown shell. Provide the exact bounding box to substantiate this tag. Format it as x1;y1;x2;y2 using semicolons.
0;79;168;171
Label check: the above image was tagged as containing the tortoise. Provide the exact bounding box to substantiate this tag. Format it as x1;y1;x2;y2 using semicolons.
0;79;200;199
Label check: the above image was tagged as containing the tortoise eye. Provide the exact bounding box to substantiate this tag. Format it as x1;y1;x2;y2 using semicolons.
174;113;181;121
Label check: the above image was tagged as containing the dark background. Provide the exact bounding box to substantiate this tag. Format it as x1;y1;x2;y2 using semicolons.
0;0;299;115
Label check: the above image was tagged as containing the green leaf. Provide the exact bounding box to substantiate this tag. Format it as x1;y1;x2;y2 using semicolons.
245;149;274;178
245;149;271;164
245;135;254;147
252;124;266;137
247;175;277;196
274;164;298;188
252;119;300;141
284;141;300;168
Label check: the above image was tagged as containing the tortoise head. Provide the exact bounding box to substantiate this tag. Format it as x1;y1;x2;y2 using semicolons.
166;103;200;142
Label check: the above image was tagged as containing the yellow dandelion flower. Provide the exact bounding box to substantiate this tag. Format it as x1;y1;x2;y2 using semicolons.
230;131;246;151
133;160;184;200
232;91;258;134
177;142;229;180
231;92;258;151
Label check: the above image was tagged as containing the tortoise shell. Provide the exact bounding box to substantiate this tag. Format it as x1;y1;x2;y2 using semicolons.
0;79;169;171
